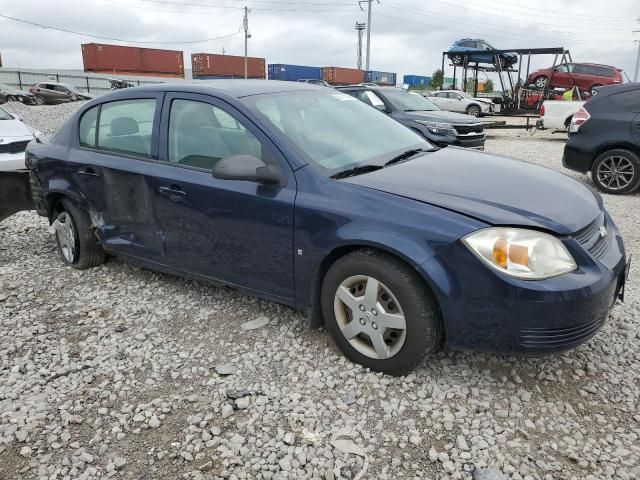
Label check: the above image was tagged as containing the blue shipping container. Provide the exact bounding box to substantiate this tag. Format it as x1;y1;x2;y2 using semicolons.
365;71;397;85
403;75;431;87
268;64;322;81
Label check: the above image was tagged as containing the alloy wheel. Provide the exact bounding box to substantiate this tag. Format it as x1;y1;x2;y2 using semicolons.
52;211;77;263
535;77;547;88
596;155;635;191
35;95;45;105
452;54;463;65
467;105;481;117
333;275;407;360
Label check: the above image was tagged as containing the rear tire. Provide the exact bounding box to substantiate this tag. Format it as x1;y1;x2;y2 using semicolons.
534;76;548;89
451;54;464;66
321;249;442;375
6;95;15;102
34;95;45;105
590;149;640;195
52;199;105;269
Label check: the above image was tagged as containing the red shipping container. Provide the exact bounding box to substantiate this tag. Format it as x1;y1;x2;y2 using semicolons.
82;43;184;78
191;53;265;79
321;67;364;85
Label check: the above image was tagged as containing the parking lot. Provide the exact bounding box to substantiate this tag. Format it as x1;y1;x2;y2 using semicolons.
1;102;639;479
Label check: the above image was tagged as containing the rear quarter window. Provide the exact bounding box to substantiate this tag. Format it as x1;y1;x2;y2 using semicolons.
79;106;99;148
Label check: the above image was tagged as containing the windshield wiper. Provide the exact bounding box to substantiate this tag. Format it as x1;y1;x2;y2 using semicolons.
330;164;383;179
384;148;437;167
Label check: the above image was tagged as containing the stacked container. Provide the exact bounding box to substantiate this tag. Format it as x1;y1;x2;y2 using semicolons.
402;75;431;87
365;71;397;86
191;53;266;79
268;64;322;81
321;67;365;85
81;43;184;78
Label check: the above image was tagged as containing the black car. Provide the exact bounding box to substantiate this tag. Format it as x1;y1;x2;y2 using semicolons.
0;83;35;105
337;86;485;149
564;83;640;195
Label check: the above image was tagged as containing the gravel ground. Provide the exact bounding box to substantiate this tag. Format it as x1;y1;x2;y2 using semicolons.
1;103;639;480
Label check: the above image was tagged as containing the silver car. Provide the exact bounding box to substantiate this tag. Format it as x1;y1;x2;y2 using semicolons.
427;90;496;117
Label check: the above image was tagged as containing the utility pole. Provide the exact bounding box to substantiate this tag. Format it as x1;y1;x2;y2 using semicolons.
635;40;640;82
243;6;250;79
355;22;365;70
359;0;378;71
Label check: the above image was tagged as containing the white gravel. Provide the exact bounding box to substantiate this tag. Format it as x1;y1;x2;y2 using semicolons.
1;103;639;479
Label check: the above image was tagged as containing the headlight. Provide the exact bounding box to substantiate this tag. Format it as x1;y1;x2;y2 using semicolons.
463;227;576;280
415;120;456;135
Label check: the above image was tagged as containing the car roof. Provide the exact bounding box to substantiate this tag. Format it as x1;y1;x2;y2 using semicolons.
594;83;640;96
106;80;327;99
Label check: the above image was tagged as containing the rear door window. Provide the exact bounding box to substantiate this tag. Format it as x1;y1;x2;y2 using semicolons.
97;99;156;157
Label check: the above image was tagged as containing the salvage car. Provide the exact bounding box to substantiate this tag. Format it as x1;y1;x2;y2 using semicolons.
528;63;623;97
447;39;517;68
564;83;640;195
0;83;36;105
337;85;485;149
0;105;44;171
28;82;95;105
537;100;585;132
3;81;628;374
427;90;495;117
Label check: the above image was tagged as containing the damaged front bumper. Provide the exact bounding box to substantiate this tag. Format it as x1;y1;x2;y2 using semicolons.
0;171;35;222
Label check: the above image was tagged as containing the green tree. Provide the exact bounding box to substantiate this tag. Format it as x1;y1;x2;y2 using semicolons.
483;79;494;93
430;69;444;90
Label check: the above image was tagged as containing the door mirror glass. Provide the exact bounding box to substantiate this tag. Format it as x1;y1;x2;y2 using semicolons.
212;154;282;185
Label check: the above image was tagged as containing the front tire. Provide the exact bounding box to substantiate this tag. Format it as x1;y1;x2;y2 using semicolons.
321;249;442;375
52;199;106;269
466;104;481;117
34;95;45;105
591;149;640;195
6;95;15;102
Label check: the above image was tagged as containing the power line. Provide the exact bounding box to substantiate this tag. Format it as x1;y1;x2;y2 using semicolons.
0;13;243;44
131;0;359;11
382;0;630;35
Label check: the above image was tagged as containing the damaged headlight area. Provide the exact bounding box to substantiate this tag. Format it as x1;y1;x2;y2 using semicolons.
463;227;577;280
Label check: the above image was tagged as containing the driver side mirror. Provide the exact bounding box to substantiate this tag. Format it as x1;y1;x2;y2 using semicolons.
213;154;283;185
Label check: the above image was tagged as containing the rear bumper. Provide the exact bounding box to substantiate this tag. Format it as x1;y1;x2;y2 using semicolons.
563;138;595;173
0;153;27;171
419;219;626;354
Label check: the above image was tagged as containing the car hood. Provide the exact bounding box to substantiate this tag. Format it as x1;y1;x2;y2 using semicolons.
342;148;600;235
473;98;493;104
0;119;35;138
403;110;478;124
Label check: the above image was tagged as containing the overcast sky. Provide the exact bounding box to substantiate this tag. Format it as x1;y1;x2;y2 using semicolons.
1;0;638;83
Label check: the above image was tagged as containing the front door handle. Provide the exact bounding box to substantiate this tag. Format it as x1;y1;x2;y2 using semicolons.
77;167;100;177
159;185;187;202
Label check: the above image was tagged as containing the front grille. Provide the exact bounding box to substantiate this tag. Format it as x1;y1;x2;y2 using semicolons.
519;315;605;349
454;124;484;136
574;213;608;260
0;140;29;154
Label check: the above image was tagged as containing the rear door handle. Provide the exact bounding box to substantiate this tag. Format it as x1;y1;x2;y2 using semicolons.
77;167;100;177
159;185;187;202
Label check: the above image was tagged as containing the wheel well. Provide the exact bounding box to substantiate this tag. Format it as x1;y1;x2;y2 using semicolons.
592;144;640;170
46;193;66;222
564;115;573;127
308;245;443;332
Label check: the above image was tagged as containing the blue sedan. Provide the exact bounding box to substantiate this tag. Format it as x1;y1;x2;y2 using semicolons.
17;80;627;374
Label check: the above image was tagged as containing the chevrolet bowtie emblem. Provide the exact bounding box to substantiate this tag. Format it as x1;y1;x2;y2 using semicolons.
599;225;608;238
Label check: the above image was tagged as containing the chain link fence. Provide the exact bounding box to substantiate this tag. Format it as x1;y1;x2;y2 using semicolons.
0;68;168;95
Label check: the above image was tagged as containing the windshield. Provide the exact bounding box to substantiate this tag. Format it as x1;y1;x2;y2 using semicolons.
244;90;431;174
0;107;13;120
61;83;82;94
380;89;440;111
458;91;473;99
